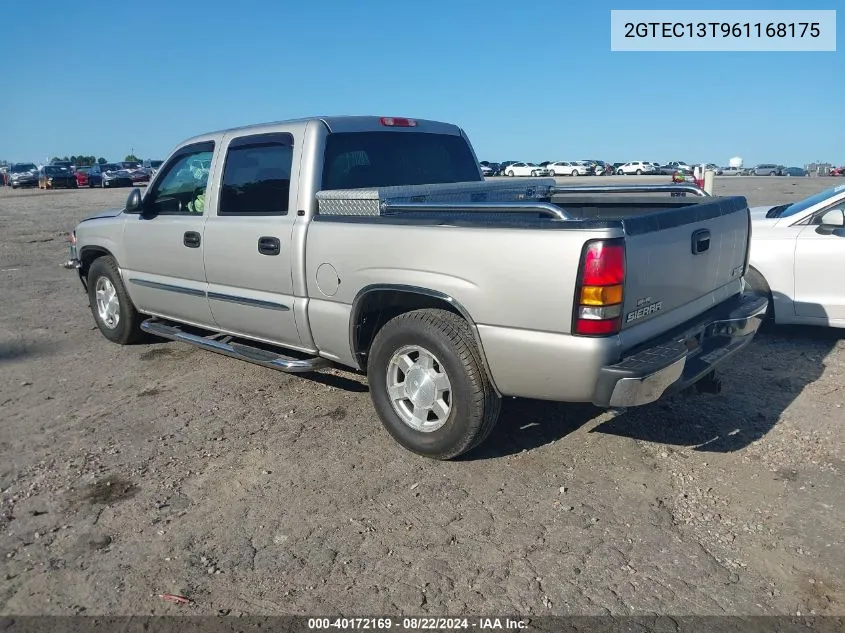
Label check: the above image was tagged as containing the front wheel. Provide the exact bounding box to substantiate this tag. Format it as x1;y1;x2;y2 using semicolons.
367;309;501;460
636;169;643;175
743;268;775;324
86;256;144;344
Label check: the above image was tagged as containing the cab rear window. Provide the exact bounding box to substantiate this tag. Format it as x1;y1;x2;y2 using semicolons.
321;132;481;190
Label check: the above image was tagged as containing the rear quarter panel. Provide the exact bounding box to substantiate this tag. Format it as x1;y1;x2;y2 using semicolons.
304;219;618;367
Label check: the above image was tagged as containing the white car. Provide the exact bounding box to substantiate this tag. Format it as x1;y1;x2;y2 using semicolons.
503;162;551;177
745;183;845;328
720;166;742;176
480;164;494;177
547;161;590;176
616;161;657;175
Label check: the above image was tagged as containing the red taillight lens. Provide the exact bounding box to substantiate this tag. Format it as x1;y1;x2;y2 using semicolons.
573;238;626;336
582;241;625;286
380;117;417;127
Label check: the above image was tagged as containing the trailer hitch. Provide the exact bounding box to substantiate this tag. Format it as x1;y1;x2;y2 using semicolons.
694;371;722;394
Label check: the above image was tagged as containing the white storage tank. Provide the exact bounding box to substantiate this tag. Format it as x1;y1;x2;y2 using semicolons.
729;156;743;168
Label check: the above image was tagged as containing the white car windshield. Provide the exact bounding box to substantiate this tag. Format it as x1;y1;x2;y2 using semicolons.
776;184;845;218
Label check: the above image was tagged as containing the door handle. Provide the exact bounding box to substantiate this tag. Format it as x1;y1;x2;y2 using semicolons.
258;236;281;256
691;229;710;254
183;231;201;248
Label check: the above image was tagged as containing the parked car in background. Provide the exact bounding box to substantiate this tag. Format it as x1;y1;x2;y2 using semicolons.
75;167;90;187
616;161;657;175
497;161;518;175
577;160;597;174
704;163;723;175
745;183;845;328
754;164;784;176
142;159;164;178
547;161;589;176
50;159;75;172
830;166;845;177
8;163;39;188
720;166;742;176
87;163;134;188
784;167;807;177
480;163;494;177
658;161;692;175
503;162;551;176
39;164;77;189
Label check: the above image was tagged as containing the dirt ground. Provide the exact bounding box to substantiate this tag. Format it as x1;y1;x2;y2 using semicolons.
0;176;843;618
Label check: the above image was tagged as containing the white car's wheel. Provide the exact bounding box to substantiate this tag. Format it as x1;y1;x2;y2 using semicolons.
571;170;578;177
507;170;514;177
636;169;643;175
744;268;775;324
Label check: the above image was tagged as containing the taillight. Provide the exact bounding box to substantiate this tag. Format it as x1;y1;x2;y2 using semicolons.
380;117;417;127
573;238;625;336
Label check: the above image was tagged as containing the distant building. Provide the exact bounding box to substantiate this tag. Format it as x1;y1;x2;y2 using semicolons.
805;162;832;176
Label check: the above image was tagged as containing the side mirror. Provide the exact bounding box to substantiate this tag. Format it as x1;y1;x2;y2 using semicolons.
820;209;845;228
125;188;143;214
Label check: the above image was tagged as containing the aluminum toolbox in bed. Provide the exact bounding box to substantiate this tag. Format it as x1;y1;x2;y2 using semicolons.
315;179;557;216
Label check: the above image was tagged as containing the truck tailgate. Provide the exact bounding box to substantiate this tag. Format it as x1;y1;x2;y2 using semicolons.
620;197;749;329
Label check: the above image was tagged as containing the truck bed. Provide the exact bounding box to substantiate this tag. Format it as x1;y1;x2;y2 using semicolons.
313;179;752;340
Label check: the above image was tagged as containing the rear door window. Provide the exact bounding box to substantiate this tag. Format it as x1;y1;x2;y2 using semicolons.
219;132;294;216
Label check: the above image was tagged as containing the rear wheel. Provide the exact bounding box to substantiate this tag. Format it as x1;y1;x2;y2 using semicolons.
367;309;501;460
571;170;578;177
636;169;643;175
86;256;144;344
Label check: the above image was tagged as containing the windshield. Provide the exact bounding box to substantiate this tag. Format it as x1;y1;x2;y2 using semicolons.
102;164;121;172
321;132;481;190
777;184;845;218
45;166;68;174
11;163;37;173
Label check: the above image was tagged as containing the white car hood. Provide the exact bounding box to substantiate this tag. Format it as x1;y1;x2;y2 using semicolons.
749;205;776;222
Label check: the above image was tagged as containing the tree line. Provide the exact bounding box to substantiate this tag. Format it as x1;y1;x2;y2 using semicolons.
49;154;141;166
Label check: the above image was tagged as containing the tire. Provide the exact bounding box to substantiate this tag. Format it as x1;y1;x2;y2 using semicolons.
550;170;557;177
744;267;775;323
367;309;501;460
571;170;578;177
636;169;643;175
86;256;144;345
531;170;537;177
507;170;514;177
617;169;625;175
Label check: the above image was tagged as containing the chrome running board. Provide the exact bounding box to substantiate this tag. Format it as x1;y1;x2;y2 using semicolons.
140;318;330;374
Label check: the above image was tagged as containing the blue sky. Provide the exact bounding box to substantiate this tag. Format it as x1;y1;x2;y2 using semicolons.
1;0;841;167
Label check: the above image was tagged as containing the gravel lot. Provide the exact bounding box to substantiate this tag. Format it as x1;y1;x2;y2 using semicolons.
1;176;843;618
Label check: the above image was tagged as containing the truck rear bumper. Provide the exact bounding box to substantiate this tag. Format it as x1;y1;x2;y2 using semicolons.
592;291;769;408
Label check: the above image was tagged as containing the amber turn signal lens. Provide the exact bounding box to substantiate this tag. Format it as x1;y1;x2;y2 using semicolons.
580;284;623;306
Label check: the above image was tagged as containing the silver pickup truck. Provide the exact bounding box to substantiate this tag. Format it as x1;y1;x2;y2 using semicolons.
63;115;768;460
